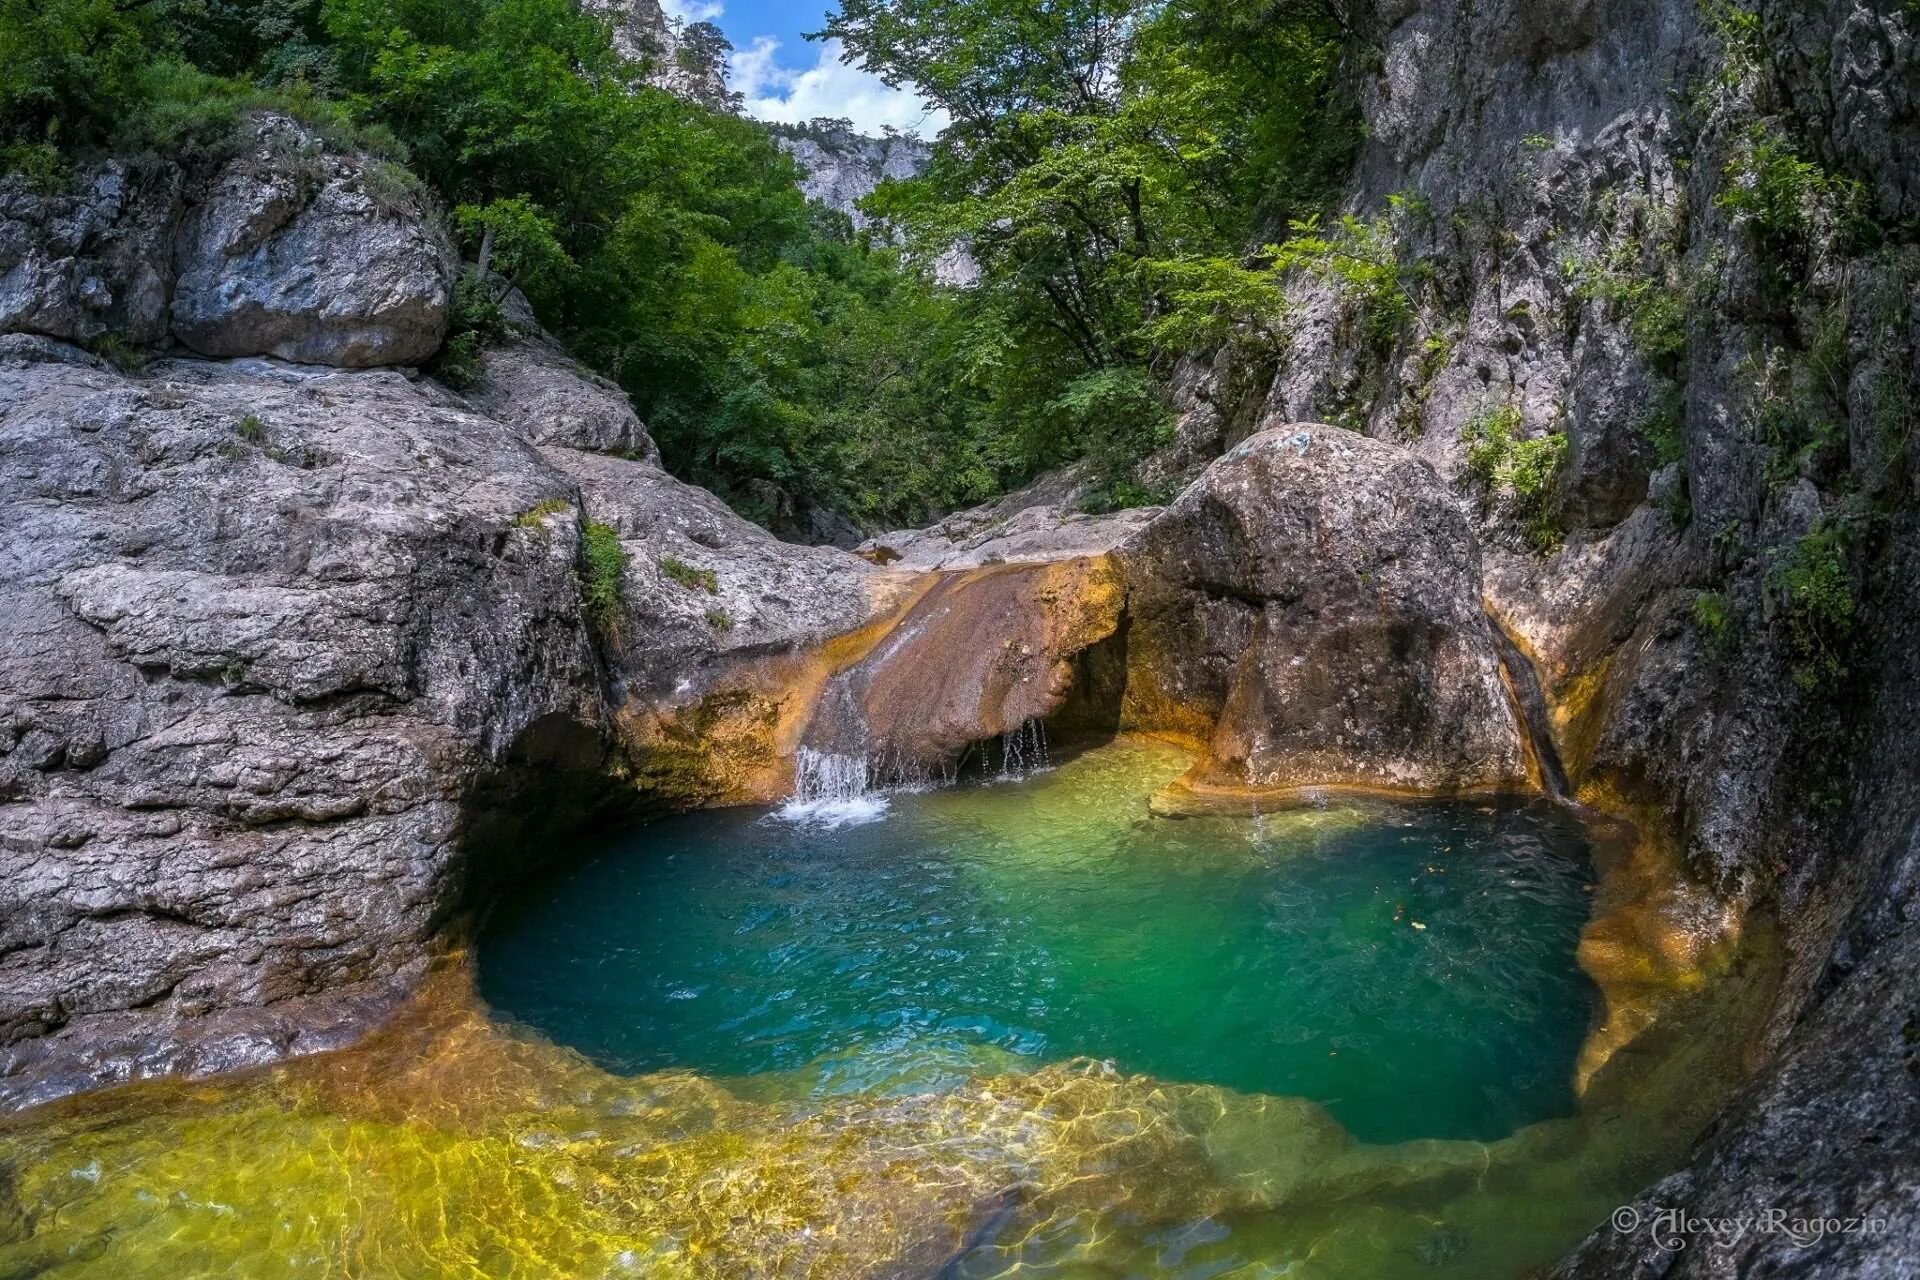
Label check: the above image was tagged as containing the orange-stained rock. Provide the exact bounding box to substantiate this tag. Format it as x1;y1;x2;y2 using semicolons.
801;556;1127;774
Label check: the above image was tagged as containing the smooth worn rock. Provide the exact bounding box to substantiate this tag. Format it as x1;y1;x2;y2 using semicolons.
801;556;1127;775
1121;424;1527;797
169;116;454;367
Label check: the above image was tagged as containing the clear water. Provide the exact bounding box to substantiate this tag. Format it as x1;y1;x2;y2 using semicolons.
481;740;1597;1144
2;740;1770;1280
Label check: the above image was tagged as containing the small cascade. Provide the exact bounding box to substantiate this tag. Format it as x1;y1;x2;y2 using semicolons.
1487;617;1572;803
791;747;871;804
997;718;1052;779
776;746;888;829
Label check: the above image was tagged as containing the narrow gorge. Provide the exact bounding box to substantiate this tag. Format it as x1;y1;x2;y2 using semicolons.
2;0;1917;1277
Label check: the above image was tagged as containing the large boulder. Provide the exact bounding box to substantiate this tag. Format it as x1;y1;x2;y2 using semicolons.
1121;424;1527;799
469;335;659;459
169;116;454;367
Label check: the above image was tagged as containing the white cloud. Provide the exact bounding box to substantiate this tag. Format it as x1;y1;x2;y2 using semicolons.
730;37;948;138
662;0;726;22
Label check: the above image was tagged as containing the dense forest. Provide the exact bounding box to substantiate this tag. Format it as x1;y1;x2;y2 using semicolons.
0;0;1361;526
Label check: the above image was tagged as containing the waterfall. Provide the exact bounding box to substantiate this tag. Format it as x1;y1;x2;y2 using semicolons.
791;747;871;803
997;718;1051;779
776;746;889;828
1487;618;1572;803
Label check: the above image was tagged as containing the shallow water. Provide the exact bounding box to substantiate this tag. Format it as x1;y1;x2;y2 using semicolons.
0;739;1772;1279
482;741;1596;1144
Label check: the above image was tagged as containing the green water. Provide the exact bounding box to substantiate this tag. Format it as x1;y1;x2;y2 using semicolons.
481;743;1597;1144
0;740;1770;1279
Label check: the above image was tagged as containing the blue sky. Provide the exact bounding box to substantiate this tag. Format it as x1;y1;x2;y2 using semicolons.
661;0;948;136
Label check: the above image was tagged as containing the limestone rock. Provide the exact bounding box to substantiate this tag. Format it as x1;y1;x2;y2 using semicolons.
769;120;929;232
0;162;177;348
468;335;658;459
0;336;608;1106
861;464;1158;570
802;556;1127;774
581;0;734;110
1121;425;1526;797
169;117;454;367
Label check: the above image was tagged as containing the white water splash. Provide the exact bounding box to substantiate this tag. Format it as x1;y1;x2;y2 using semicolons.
774;747;889;829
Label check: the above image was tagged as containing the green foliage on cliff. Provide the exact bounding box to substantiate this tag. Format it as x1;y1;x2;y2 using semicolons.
660;556;718;594
1461;404;1568;553
1769;522;1855;688
580;521;630;636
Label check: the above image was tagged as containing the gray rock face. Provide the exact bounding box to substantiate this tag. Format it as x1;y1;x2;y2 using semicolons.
169;117;454;367
769;119;930;231
0;336;609;1105
1122;425;1526;796
861;463;1158;570
581;0;734;110
469;335;659;459
0;163;177;348
0;328;895;1107
1146;0;1920;1273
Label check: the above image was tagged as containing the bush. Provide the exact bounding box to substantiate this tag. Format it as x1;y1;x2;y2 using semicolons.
1044;367;1174;513
1272;211;1413;355
1769;522;1854;688
1461;402;1567;552
580;521;629;635
1640;385;1685;468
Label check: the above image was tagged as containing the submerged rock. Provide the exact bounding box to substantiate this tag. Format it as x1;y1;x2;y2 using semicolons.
1121;425;1526;799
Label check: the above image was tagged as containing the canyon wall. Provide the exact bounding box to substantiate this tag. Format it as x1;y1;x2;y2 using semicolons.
1154;1;1919;1271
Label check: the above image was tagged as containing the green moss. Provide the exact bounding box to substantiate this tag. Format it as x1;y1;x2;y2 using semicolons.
705;608;734;633
234;414;267;444
515;497;570;529
1691;591;1735;654
580;521;629;635
661;555;719;594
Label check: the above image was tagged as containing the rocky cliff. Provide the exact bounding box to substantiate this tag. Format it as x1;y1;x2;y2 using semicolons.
581;0;734;110
768;118;980;285
0;114;908;1104
767;118;930;230
1155;1;1920;1273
